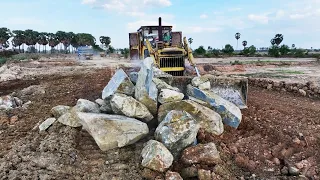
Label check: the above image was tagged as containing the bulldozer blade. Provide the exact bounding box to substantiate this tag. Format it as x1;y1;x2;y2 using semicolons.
207;76;248;109
164;75;248;109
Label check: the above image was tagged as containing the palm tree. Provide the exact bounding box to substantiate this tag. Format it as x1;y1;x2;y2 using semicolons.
292;44;295;49
242;40;247;49
270;38;276;46
24;29;39;53
12;30;25;52
48;33;59;53
188;38;193;48
274;34;283;46
37;32;48;53
77;33;95;46
0;28;12;49
235;32;241;50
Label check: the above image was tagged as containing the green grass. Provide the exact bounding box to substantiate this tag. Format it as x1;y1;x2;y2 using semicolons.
272;69;304;74
0;58;7;65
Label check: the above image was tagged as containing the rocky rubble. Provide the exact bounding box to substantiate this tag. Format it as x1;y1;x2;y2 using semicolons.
0;95;24;110
38;57;248;178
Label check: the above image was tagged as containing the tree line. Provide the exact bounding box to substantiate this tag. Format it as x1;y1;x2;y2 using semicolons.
190;33;319;58
0;27;112;53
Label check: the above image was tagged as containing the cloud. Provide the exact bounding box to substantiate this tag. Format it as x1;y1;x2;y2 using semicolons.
275;10;285;19
248;14;269;24
81;0;96;4
143;0;172;7
3;17;44;26
228;7;242;12
200;14;208;19
289;13;312;19
185;26;221;33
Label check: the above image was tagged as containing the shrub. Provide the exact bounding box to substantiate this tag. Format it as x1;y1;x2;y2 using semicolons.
268;45;280;57
194;46;206;55
0;58;7;65
279;44;290;56
222;44;234;55
230;60;242;65
11;54;40;61
292;48;305;58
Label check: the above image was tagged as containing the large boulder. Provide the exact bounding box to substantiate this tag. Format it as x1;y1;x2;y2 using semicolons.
153;78;180;92
110;93;153;122
102;69;135;100
141;140;173;172
57;99;100;127
158;89;184;104
135;58;158;115
187;85;242;128
155;110;200;157
158;100;224;136
181;142;221;165
78;113;149;151
75;99;100;113
51;105;71;118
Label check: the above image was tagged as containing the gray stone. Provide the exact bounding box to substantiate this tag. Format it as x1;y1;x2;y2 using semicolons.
0;95;15;110
181;167;198;178
96;98;113;114
198;169;212;180
51;105;71;118
102;69;135;99
57;108;82;127
198;81;211;90
187;85;242;128
155;110;200;158
165;171;183;180
158;89;184;104
135;58;158;115
141;140;173;172
299;89;307;96
78;112;149;151
153;78;180;92
288;166;300;176
129;72;139;85
75;99;100;113
181;142;221;165
39;118;56;131
110;93;153;122
158;100;224;135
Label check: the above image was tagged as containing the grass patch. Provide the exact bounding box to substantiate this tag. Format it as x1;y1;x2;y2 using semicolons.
273;69;304;74
0;57;7;65
243;72;289;79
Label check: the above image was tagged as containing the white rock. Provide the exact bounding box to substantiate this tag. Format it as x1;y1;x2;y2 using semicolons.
39;118;56;131
57;108;81;127
198;81;211;90
158;89;184;104
102;69;135;100
78;112;149;151
141;140;173;172
110;93;153;122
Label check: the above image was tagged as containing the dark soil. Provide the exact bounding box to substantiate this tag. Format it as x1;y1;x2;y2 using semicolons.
0;68;319;179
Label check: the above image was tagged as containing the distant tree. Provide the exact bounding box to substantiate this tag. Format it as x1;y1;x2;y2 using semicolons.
270;38;276;46
279;44;290;56
24;29;39;53
77;33;96;46
268;45;280;57
248;45;257;55
99;36;111;49
0;28;12;49
108;45;115;53
188;38;193;48
194;46;206;55
242;40;247;49
123;48;129;58
292;44;295;49
12;30;25;52
235;32;241;50
274;34;283;46
48;33;59;53
223;44;234;55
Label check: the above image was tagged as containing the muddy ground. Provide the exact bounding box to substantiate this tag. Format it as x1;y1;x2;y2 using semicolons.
0;58;319;179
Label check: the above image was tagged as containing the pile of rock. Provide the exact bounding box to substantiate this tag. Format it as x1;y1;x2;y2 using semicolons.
38;57;244;179
249;78;320;98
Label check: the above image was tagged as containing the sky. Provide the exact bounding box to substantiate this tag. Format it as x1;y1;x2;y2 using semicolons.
1;0;320;49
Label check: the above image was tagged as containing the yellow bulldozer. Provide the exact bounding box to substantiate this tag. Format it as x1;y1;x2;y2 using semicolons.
129;17;248;109
129;17;199;76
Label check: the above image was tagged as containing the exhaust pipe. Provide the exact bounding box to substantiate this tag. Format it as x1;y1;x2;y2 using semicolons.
158;17;163;41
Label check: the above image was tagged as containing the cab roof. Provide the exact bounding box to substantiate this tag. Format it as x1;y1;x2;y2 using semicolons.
137;26;172;32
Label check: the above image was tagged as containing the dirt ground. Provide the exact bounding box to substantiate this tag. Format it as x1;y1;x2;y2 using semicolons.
0;57;319;179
